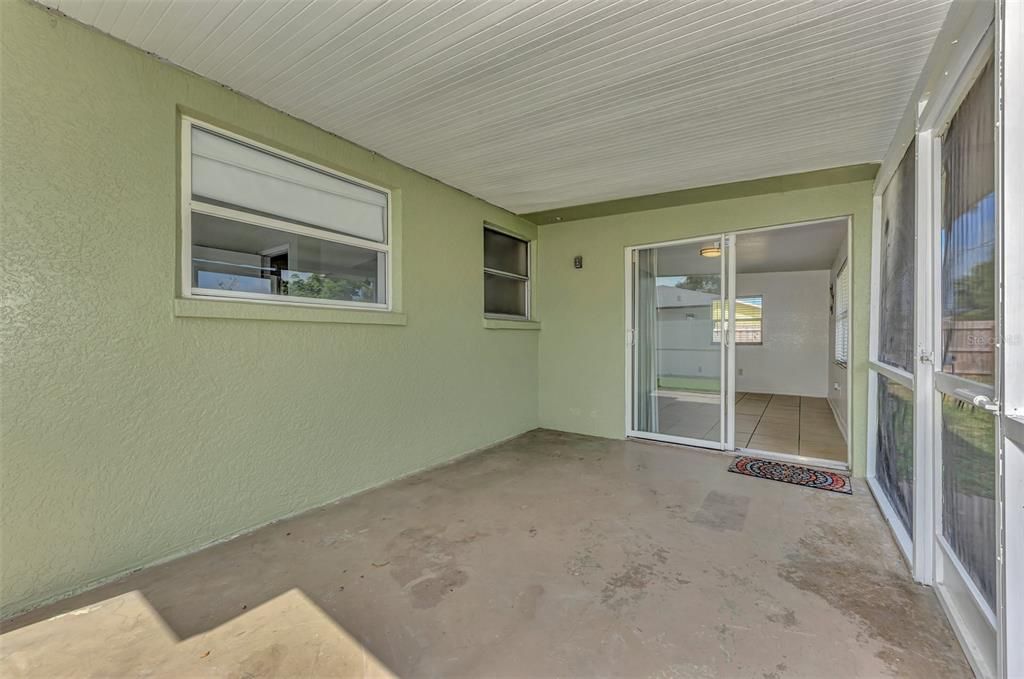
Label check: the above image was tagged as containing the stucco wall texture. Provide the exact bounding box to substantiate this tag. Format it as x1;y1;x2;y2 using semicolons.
0;0;539;617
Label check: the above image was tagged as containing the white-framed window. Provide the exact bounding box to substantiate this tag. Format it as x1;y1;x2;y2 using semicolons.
835;261;850;364
181;117;391;310
711;295;763;344
483;225;530;319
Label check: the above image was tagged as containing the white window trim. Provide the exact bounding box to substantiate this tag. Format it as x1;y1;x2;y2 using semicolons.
180;116;394;312
483;223;532;321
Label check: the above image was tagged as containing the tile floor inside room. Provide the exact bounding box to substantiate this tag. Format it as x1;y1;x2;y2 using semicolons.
657;392;848;463
1;430;968;678
739;393;848;462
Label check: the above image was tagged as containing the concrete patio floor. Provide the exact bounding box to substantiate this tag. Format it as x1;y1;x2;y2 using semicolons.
0;429;970;678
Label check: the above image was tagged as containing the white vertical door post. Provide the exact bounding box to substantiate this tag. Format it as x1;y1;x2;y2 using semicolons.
997;2;1023;677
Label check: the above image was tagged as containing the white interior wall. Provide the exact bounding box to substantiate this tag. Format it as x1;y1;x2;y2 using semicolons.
827;237;850;438
735;271;831;397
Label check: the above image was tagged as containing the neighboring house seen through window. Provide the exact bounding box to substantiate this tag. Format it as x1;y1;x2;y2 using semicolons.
711;295;763;344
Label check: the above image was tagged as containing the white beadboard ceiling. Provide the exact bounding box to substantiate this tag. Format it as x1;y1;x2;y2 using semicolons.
45;0;951;214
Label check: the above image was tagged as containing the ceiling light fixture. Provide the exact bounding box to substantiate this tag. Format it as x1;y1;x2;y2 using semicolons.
700;245;721;258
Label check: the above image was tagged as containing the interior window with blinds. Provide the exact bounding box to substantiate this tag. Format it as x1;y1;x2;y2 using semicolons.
185;120;389;308
834;263;850;364
483;227;530;318
711;295;763;344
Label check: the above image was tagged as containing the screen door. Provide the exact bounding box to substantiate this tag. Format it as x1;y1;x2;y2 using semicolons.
931;57;999;671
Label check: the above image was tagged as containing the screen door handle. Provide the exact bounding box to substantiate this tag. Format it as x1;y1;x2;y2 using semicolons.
953;388;1000;412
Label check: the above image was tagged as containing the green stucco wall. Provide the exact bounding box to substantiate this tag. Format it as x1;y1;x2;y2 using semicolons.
0;0;539;617
535;181;874;476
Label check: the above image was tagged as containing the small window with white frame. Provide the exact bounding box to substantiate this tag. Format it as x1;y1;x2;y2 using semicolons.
182;118;391;309
483;226;530;319
835;261;850;365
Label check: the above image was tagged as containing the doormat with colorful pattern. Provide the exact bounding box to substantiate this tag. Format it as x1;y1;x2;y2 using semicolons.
728;456;852;494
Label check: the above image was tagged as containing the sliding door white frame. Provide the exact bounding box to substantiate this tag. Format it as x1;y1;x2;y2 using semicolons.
624;233;734;451
725;234;737;452
624;216;852;473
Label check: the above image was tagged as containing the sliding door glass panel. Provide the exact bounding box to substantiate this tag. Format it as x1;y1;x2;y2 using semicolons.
878;142;916;372
938;59;997;612
940;394;997;607
632;240;723;445
633;249;660;433
940;61;996;385
875;373;914;535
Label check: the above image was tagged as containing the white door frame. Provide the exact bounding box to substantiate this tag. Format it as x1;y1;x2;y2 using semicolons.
997;2;1023;677
624;216;853;473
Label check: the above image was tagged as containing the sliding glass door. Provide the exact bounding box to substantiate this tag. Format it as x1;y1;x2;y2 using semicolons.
628;236;734;449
